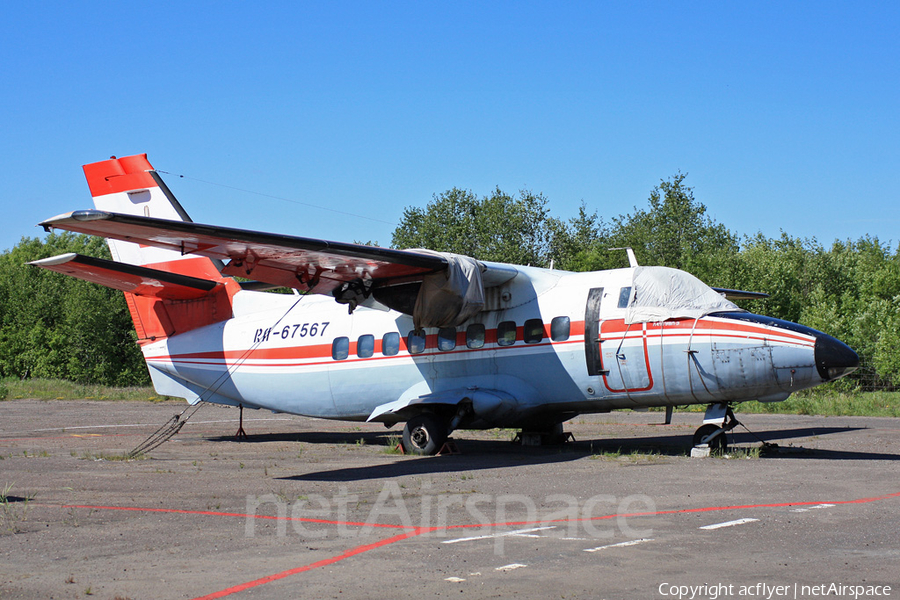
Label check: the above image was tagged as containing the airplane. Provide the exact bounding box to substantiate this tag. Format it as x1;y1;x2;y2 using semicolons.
31;154;860;455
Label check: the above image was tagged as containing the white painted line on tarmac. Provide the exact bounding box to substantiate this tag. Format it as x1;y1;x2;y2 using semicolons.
791;503;835;513
495;563;527;572
584;538;654;552
442;526;556;544
444;577;466;582
700;518;760;530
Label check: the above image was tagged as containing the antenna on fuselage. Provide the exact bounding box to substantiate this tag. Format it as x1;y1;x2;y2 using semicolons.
609;247;639;268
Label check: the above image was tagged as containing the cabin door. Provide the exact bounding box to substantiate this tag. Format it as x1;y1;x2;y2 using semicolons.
599;319;653;392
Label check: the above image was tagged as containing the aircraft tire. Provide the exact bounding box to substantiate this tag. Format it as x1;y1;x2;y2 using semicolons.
693;424;728;452
402;414;447;455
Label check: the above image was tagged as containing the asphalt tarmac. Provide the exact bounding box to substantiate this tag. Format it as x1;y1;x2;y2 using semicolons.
1;399;898;600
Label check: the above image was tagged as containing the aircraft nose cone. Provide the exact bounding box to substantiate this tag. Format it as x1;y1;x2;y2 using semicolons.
814;334;859;381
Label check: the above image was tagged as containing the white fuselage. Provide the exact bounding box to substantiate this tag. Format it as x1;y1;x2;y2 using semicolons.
141;265;832;428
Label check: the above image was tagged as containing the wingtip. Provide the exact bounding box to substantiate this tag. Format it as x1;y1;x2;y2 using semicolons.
39;209;112;229
27;253;79;267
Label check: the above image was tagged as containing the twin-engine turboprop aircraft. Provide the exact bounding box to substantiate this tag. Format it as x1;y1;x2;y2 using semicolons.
32;154;860;454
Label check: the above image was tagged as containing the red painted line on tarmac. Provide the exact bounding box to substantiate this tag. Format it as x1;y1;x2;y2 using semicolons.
41;491;900;599
0;433;134;442
191;528;433;600
188;490;900;599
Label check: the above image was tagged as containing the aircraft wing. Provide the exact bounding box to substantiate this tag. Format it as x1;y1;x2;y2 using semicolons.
39;210;447;298
28;252;221;300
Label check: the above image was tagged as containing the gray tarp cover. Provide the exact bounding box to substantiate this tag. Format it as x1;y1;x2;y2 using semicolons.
624;266;743;324
411;250;485;329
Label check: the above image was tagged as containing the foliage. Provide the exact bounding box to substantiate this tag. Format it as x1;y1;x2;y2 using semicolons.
0;378;167;401
394;174;900;389
3;174;899;393
737;389;900;418
0;234;148;386
392;187;558;266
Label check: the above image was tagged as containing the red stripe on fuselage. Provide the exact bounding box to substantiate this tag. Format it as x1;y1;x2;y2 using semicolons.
144;315;814;372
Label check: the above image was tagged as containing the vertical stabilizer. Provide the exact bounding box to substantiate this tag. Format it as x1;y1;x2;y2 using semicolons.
82;155;234;343
83;154;220;280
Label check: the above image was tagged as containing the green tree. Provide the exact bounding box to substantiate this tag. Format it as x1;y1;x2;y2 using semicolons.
392;187;558;266
0;233;148;385
608;173;741;281
561;173;741;280
546;203;611;272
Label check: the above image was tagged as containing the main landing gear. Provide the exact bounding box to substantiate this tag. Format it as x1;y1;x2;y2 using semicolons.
692;403;740;452
512;422;575;446
401;413;448;455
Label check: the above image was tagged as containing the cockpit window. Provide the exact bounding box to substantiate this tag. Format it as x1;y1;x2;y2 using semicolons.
617;286;632;309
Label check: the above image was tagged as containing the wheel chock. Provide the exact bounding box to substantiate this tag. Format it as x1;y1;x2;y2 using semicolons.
437;440;460;455
690;446;711;458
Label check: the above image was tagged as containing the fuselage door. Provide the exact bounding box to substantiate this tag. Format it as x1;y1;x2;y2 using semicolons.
600;319;653;392
584;287;605;376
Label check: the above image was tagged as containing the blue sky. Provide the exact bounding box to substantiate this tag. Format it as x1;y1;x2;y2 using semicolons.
2;2;898;255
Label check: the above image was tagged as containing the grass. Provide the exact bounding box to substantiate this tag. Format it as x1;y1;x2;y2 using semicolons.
382;435;404;454
3;379;899;418
589;446;668;461
652;388;900;418
0;378;173;402
716;447;762;459
737;389;900;418
1;483;35;534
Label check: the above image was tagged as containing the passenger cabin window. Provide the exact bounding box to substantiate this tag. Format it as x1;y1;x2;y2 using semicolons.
523;319;544;344
497;321;517;346
618;286;632;309
357;334;374;358
551;316;570;341
467;324;485;349
382;332;400;356
332;336;349;360
407;330;426;355
438;327;457;351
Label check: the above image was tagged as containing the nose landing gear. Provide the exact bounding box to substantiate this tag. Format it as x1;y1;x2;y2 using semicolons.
693;403;740;452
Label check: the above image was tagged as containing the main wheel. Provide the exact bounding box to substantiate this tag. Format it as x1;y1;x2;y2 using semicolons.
693;424;728;452
402;414;447;455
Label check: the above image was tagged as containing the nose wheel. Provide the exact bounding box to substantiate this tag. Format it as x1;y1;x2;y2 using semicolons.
693;403;740;452
693;423;728;451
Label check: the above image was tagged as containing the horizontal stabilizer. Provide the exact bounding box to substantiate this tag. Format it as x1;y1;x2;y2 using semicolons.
29;253;221;300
